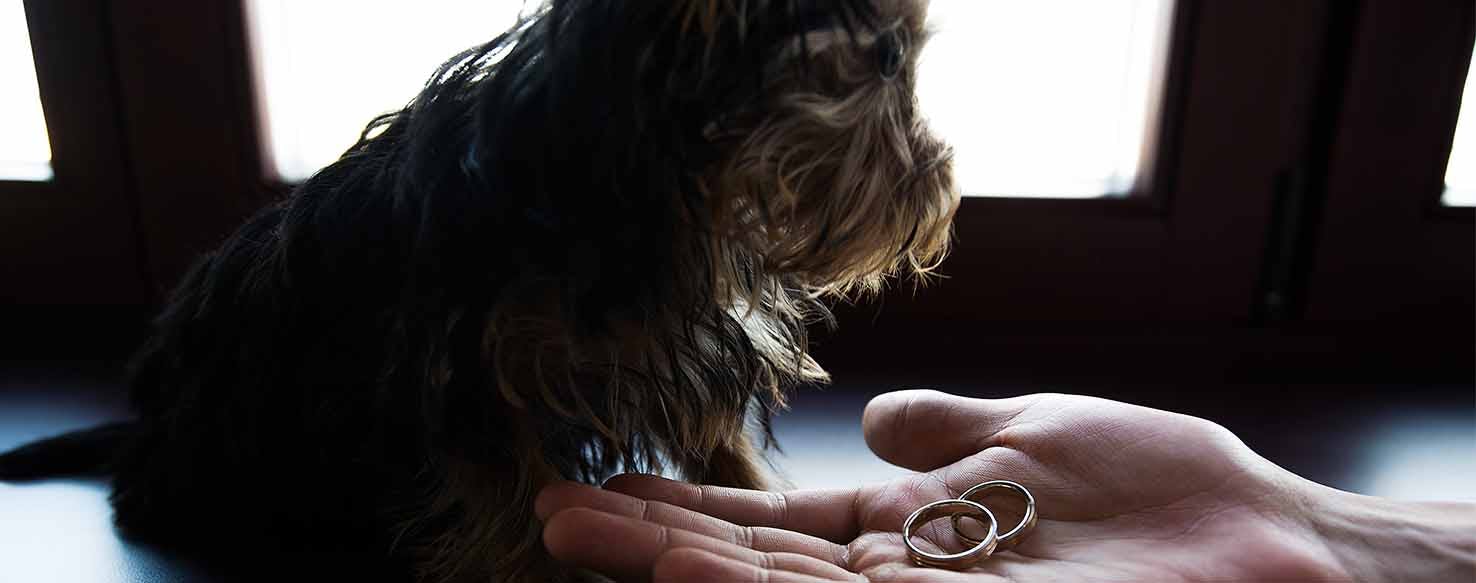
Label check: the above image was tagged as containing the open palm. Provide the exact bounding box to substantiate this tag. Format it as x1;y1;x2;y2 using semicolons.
536;389;1345;582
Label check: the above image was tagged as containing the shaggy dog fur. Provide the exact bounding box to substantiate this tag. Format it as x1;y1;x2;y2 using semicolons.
0;0;956;580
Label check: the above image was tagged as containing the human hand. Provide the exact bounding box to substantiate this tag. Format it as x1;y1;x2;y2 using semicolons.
536;389;1474;581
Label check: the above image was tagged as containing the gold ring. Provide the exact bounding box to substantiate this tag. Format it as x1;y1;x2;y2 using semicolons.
903;498;998;569
952;480;1037;550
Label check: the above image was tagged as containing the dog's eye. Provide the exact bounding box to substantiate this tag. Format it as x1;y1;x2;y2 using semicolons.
875;29;904;80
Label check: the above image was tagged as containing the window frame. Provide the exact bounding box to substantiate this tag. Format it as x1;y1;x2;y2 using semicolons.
1302;0;1474;327
6;0;1469;381
111;0;1335;326
0;0;145;305
862;0;1340;325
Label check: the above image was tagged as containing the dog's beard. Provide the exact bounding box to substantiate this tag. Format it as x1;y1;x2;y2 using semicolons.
702;6;959;301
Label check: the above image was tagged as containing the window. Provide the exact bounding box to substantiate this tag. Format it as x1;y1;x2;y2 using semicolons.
0;0;53;181
1441;47;1475;207
249;0;1174;196
916;0;1173;198
246;0;525;182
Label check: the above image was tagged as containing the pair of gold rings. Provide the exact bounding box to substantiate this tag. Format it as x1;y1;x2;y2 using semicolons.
901;480;1037;569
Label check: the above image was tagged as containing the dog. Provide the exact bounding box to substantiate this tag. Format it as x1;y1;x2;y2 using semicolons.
0;1;956;580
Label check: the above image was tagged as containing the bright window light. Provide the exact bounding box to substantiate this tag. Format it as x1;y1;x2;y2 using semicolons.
250;0;1172;197
917;0;1173;198
247;0;526;182
0;0;53;182
1352;412;1476;502
1441;48;1476;207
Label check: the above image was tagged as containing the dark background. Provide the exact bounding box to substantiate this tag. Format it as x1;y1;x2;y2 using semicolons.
0;0;1472;581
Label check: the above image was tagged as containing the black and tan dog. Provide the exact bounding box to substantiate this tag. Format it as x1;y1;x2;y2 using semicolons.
0;1;956;580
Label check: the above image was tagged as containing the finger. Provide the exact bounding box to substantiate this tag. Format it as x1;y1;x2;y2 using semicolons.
542;508;855;582
862;389;1037;472
536;481;847;563
602;473;863;543
653;548;852;583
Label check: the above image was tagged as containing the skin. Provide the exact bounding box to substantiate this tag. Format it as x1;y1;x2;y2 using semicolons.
534;389;1476;582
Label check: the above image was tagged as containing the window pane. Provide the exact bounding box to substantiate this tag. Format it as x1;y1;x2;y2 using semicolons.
917;0;1173;198
0;0;53;182
247;0;524;182
1441;47;1476;207
251;0;1172;195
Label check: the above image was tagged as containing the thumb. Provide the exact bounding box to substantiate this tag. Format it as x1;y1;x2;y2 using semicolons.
862;389;1034;472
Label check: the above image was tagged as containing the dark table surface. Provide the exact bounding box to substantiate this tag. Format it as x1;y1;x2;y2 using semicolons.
2;361;1472;582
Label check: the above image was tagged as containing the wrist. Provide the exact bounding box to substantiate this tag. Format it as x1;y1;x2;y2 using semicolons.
1294;480;1476;581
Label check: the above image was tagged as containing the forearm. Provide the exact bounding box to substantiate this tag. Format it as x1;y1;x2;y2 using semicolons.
1300;483;1476;581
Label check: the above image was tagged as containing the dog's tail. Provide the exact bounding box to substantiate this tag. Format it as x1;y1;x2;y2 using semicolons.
0;422;134;481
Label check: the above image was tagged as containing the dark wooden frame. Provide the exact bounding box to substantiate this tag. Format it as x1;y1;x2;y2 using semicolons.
1303;0;1474;326
1;0;145;305
104;0;273;298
